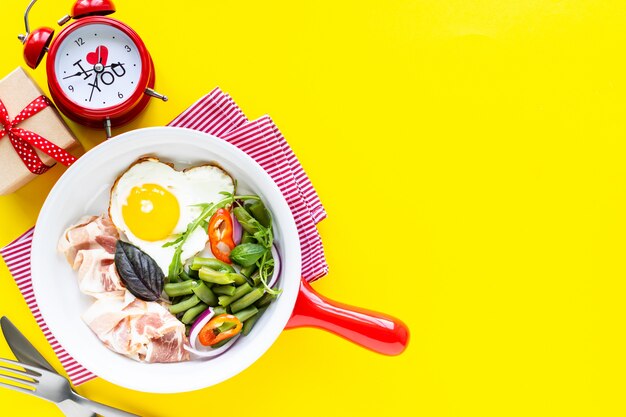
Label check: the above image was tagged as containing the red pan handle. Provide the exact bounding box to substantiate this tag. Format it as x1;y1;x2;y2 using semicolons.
285;278;410;355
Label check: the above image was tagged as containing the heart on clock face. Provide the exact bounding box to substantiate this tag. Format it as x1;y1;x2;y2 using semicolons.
86;45;109;66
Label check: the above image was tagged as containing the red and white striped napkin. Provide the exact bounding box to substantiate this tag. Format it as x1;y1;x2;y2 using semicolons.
0;87;328;386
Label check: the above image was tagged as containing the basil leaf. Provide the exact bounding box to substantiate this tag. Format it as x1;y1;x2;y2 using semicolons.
115;240;164;301
229;243;266;267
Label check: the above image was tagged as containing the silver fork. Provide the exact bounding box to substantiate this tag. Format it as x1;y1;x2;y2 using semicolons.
0;357;140;417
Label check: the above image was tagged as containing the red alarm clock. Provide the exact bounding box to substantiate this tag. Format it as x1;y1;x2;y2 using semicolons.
17;0;167;137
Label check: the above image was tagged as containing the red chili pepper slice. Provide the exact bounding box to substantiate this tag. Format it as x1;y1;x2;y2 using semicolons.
208;208;235;264
198;314;243;346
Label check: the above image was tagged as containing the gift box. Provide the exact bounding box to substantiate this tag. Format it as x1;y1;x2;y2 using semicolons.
0;67;80;195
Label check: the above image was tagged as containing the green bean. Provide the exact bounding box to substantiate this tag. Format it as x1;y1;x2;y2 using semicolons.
213;285;236;296
217;321;237;333
198;267;236;284
181;303;208;324
180;270;194;281
255;291;277;308
164;280;198;297
218;283;253;307
247;201;271;228
186;267;199;278
210;336;235;349
169;294;200;314
241;230;256;244
230;273;247;285
213;305;227;315
231;287;265;313
250;271;261;286
240;263;258;279
234;306;258;322
191;257;235;273
192;282;218;306
242;306;267;336
198;267;247;285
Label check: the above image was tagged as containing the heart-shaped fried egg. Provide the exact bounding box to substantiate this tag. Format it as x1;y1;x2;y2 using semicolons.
109;158;234;274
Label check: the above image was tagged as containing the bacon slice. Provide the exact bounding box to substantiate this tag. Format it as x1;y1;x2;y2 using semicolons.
60;215;189;363
83;291;189;363
58;216;125;298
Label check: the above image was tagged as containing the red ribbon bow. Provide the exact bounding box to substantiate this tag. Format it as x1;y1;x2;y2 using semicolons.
0;96;76;175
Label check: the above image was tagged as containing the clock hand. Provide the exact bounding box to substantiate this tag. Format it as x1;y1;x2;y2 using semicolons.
62;71;84;80
81;63;125;75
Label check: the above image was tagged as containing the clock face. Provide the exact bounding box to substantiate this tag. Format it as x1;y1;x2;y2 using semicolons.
53;23;143;110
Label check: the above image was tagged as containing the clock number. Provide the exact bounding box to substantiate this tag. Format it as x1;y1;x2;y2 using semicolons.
124;45;132;52
118;92;124;99
68;85;74;92
74;37;85;47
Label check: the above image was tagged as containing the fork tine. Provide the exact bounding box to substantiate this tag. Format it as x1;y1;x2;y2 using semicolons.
0;364;37;380
0;358;42;377
0;380;35;395
0;372;37;388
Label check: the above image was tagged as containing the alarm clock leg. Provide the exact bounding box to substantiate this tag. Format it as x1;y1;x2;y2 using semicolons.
104;118;112;139
145;88;168;102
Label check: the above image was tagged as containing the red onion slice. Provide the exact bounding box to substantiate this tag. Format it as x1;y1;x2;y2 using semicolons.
185;335;240;358
189;307;214;336
269;245;281;288
232;212;243;245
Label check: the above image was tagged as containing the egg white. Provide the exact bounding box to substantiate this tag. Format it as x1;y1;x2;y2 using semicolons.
109;158;235;275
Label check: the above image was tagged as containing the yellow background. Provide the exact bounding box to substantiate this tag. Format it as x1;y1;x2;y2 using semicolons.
0;0;624;415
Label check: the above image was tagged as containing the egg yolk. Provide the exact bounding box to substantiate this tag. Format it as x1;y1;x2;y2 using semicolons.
122;184;180;241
